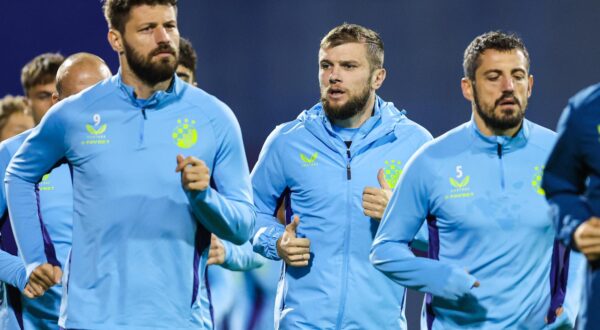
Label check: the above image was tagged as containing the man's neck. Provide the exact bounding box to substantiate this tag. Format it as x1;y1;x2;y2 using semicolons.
120;63;172;100
331;93;376;129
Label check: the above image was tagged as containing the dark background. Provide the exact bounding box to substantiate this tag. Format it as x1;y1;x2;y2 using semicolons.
3;1;600;328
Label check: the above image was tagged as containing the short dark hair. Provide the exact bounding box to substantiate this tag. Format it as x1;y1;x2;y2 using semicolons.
320;23;384;70
20;53;64;95
0;95;30;133
103;0;178;33
179;37;197;80
463;31;530;81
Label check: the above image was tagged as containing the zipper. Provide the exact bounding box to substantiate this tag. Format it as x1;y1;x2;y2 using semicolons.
138;107;147;147
345;142;352;180
497;143;505;190
336;141;352;328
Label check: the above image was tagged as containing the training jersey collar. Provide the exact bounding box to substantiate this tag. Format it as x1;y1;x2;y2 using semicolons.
300;96;406;154
468;114;531;155
113;69;184;109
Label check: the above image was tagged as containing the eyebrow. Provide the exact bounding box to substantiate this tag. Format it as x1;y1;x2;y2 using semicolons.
483;68;527;75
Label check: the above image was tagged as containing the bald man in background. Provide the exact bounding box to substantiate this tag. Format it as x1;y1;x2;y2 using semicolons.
0;52;111;330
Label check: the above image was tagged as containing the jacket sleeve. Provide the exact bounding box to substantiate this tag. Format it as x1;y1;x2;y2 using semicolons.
0;143;10;217
370;152;478;301
5;110;66;278
187;104;255;245
250;126;287;260
542;105;592;248
0;251;26;291
221;240;264;271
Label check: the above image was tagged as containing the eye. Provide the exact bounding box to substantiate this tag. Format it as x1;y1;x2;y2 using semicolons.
320;63;330;69
486;75;499;81
343;63;356;69
36;92;52;101
513;74;526;81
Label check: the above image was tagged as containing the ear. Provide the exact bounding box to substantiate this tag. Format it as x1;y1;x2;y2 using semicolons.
461;77;474;102
107;29;124;54
527;75;534;98
371;68;386;90
51;92;59;105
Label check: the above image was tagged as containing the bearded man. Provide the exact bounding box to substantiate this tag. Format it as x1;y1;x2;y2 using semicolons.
371;31;585;329
250;23;432;329
5;1;254;329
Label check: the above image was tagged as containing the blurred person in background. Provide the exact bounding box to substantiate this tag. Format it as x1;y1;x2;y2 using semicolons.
0;52;111;330
0;96;34;142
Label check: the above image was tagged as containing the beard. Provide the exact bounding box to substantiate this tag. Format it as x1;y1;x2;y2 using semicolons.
321;82;371;121
123;39;178;86
473;86;525;133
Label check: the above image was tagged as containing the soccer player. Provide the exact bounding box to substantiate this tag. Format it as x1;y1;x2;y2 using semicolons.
0;53;111;330
20;53;65;126
5;1;255;329
371;31;584;329
251;23;432;329
0;52;63;330
542;83;600;330
0;96;34;141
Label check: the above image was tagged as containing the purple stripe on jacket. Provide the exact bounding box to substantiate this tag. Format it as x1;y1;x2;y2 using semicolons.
546;240;570;324
34;185;61;267
426;215;439;330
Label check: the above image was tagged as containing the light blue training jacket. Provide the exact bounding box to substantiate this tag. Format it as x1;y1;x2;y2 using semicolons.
5;72;255;330
0;129;73;330
371;118;585;329
252;97;432;329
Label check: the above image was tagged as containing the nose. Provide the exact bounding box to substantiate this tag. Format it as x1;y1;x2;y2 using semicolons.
501;76;515;92
328;66;341;84
154;26;170;44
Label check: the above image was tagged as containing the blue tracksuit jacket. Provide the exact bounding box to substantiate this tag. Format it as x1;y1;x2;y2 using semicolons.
252;97;432;329
372;118;584;329
0;129;72;330
5;72;255;330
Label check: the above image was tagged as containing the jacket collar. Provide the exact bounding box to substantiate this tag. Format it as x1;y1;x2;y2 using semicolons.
468;114;530;155
112;69;185;109
300;96;406;154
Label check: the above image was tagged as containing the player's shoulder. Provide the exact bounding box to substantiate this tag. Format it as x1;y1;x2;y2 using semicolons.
423;122;471;155
569;82;600;115
45;76;117;123
524;119;556;152
179;84;234;121
0;129;31;162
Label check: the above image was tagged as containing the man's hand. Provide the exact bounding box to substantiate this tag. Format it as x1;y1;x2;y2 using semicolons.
362;169;393;221
277;216;311;267
573;217;600;261
24;263;62;298
175;154;210;191
207;234;226;265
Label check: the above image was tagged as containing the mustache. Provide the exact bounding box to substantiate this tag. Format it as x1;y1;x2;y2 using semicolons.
494;92;521;108
149;44;176;57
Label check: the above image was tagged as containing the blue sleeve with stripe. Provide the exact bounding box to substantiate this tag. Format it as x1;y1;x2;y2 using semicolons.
187;105;255;245
370;152;478;301
5;109;66;278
